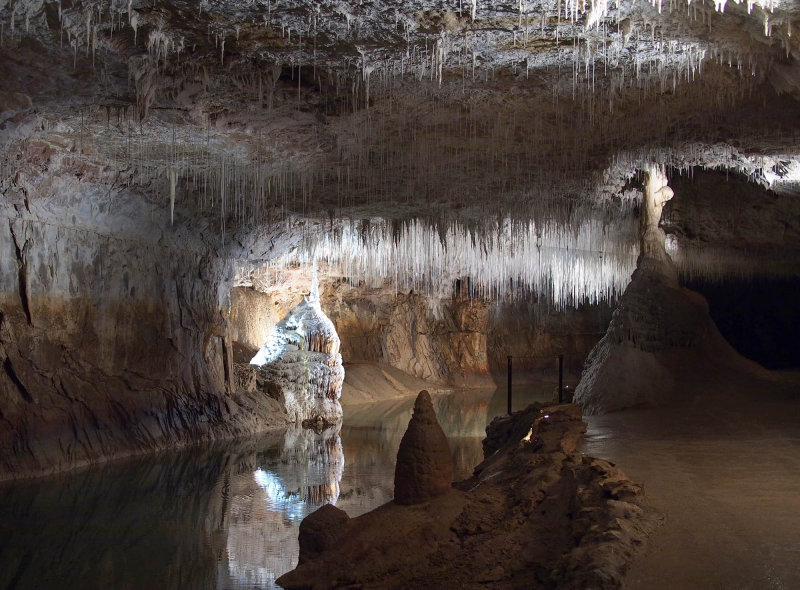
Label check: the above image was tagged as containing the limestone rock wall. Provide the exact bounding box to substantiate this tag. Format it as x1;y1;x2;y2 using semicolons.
320;282;609;388
227;282;610;391
663;168;800;279
0;147;290;480
486;301;612;382
322;284;494;388
229;287;282;354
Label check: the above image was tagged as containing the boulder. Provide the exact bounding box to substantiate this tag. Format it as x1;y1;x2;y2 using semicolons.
297;503;350;565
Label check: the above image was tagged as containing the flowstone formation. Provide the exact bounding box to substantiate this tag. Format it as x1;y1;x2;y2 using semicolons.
393;390;453;505
250;276;344;425
276;403;659;589
574;166;773;414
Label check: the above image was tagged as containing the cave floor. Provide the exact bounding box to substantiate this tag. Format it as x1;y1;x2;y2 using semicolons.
583;375;800;590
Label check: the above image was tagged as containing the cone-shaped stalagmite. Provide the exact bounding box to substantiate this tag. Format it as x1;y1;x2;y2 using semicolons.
393;390;453;505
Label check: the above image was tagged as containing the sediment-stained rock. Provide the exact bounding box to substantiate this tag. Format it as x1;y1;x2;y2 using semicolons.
0;157;299;481
321;281;609;391
324;285;495;388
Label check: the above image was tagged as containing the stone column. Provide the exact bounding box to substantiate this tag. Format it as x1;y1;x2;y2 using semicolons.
638;164;677;282
574;164;769;414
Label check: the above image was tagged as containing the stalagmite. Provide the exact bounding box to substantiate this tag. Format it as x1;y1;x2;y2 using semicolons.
574;165;773;414
393;390;453;505
639;164;677;281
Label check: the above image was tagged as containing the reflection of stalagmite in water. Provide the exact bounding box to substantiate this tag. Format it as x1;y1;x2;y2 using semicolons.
278;423;345;511
222;424;344;588
250;270;344;423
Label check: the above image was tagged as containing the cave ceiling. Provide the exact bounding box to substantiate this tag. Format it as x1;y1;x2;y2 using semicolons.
1;0;800;300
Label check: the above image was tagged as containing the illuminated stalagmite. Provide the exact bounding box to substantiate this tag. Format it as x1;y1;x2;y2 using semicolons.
250;274;344;425
638;165;676;277
574;166;771;414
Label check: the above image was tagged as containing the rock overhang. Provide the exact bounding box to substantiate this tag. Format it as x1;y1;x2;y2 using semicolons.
1;0;800;301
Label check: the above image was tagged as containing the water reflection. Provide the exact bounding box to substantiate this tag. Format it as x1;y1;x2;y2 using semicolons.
223;425;343;589
0;385;552;590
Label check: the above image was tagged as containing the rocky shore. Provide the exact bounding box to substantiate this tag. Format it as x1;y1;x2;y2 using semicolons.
277;394;660;589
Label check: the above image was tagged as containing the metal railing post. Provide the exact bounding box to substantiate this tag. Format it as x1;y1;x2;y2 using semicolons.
507;355;512;415
558;354;564;404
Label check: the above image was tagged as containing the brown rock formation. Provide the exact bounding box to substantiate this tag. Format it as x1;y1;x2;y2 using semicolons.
0;209;293;481
320;281;612;394
297;504;351;565
324;284;494;388
393;390;453;505
482;403;585;459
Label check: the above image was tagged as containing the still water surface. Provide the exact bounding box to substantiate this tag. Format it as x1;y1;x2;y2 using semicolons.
0;386;551;590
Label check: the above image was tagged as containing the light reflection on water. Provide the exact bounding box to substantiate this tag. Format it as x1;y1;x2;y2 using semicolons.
0;385;553;590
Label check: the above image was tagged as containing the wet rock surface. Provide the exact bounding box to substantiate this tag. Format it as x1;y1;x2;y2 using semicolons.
277;402;659;590
0;170;297;481
393;390;454;505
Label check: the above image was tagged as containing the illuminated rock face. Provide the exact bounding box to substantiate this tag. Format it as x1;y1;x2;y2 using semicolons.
250;280;344;425
0;190;293;481
638;165;677;280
